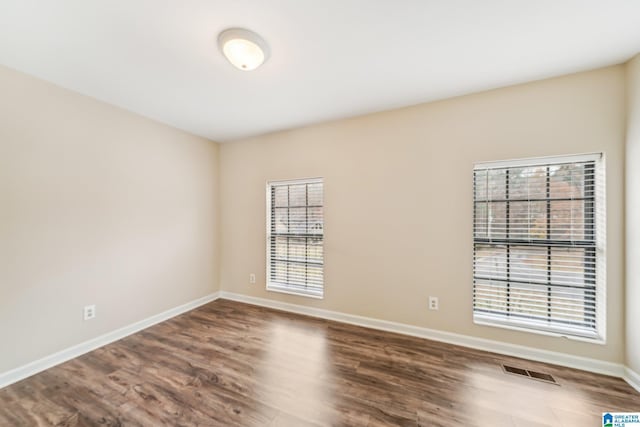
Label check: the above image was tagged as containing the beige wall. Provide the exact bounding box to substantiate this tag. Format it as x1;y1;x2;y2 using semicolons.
0;65;220;373
626;55;640;373
0;61;629;374
220;66;626;363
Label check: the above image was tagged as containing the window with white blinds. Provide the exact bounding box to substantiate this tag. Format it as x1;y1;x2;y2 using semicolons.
267;178;324;298
473;154;605;340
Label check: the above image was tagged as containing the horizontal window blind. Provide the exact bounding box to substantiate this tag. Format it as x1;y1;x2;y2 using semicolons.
267;178;324;298
473;154;605;340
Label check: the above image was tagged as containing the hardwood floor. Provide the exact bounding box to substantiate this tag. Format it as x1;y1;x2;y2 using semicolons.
0;299;638;426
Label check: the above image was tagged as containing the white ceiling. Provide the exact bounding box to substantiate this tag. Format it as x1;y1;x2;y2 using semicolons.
1;1;639;142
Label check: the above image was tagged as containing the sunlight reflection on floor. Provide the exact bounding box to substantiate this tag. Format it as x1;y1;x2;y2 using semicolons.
461;365;593;426
257;320;335;423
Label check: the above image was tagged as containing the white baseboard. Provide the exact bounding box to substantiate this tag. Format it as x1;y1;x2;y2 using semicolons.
624;367;640;393
219;291;626;380
3;290;637;394
0;292;220;389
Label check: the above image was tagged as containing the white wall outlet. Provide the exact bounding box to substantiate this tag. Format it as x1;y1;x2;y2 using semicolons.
84;305;96;320
428;296;439;311
249;273;256;284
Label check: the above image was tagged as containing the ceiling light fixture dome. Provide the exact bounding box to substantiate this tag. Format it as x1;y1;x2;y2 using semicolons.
218;28;270;71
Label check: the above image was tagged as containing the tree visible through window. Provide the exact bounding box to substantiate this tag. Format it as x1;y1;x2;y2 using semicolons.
473;154;605;340
267;178;324;298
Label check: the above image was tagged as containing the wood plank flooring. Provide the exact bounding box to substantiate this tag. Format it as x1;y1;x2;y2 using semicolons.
0;299;638;426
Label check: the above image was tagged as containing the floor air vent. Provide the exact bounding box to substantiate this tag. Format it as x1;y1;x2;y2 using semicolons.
502;365;558;385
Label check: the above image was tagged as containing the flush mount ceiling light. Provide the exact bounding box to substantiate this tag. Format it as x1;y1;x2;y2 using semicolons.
218;28;270;71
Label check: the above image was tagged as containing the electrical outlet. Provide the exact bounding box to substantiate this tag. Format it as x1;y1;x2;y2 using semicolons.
84;305;96;320
249;273;256;284
428;296;439;311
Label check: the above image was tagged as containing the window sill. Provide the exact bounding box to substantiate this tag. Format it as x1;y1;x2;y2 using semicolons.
266;283;324;299
473;314;605;345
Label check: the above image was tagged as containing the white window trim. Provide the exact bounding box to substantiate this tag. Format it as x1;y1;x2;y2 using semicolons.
472;153;606;343
474;152;602;170
266;177;324;299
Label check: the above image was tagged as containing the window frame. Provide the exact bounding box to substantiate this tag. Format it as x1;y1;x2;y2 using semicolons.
472;153;606;343
266;177;324;299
